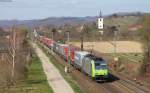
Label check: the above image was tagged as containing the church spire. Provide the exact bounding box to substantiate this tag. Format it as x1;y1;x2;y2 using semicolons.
99;10;102;17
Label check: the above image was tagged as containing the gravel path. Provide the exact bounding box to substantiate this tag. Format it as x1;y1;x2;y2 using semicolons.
32;43;74;93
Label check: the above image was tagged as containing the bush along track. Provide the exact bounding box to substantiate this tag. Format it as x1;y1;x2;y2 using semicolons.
37;43;86;93
0;52;54;93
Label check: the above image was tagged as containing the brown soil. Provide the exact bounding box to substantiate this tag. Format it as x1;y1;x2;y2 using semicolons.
137;73;150;88
71;41;143;53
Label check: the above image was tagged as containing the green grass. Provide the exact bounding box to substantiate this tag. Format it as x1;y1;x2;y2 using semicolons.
24;54;53;93
38;43;86;93
0;53;53;93
107;53;143;63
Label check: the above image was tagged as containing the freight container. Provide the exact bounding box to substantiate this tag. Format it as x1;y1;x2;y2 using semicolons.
74;51;90;70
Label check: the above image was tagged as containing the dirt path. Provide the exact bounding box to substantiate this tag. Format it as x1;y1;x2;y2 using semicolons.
32;43;74;93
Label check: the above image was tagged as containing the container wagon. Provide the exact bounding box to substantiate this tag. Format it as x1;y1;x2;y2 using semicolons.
62;45;75;64
55;44;75;64
53;42;60;53
45;38;53;48
74;51;90;70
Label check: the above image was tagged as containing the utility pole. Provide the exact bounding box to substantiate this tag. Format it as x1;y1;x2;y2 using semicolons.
67;31;71;72
114;30;117;56
111;26;119;70
114;28;118;63
51;28;56;55
80;25;84;51
67;31;70;44
64;30;71;73
111;26;118;58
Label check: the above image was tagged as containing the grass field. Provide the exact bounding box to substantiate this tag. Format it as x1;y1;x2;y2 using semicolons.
107;53;143;63
71;41;143;53
0;53;53;93
38;43;86;93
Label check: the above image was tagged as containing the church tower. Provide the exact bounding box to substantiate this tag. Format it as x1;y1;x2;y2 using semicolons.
98;11;103;30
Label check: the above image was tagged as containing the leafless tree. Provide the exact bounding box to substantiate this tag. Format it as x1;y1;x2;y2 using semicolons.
7;26;17;85
140;15;150;73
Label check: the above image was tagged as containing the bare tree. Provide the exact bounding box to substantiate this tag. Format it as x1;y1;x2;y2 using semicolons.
7;26;17;84
80;25;84;51
140;15;150;73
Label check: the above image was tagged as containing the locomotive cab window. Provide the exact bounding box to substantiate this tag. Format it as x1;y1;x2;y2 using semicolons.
95;60;107;70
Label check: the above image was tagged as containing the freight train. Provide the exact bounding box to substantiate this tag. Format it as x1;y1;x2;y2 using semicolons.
38;36;109;80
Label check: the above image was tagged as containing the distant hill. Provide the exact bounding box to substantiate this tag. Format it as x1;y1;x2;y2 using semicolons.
107;12;144;17
0;17;97;28
0;12;148;28
0;28;9;36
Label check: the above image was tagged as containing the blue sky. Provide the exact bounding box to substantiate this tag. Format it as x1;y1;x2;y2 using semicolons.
0;0;150;20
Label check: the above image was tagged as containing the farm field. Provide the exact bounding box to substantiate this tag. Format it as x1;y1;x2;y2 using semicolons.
71;41;144;79
71;41;143;53
106;53;143;63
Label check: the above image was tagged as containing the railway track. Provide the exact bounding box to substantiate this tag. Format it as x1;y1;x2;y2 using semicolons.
39;42;150;93
118;79;150;93
99;74;150;93
93;50;150;93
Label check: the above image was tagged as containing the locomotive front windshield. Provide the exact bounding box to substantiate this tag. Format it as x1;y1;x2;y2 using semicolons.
95;61;107;70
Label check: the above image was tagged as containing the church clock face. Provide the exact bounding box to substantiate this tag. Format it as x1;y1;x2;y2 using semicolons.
98;18;103;29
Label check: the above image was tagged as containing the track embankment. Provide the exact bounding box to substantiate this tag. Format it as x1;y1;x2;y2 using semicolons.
32;43;74;93
38;42;150;93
